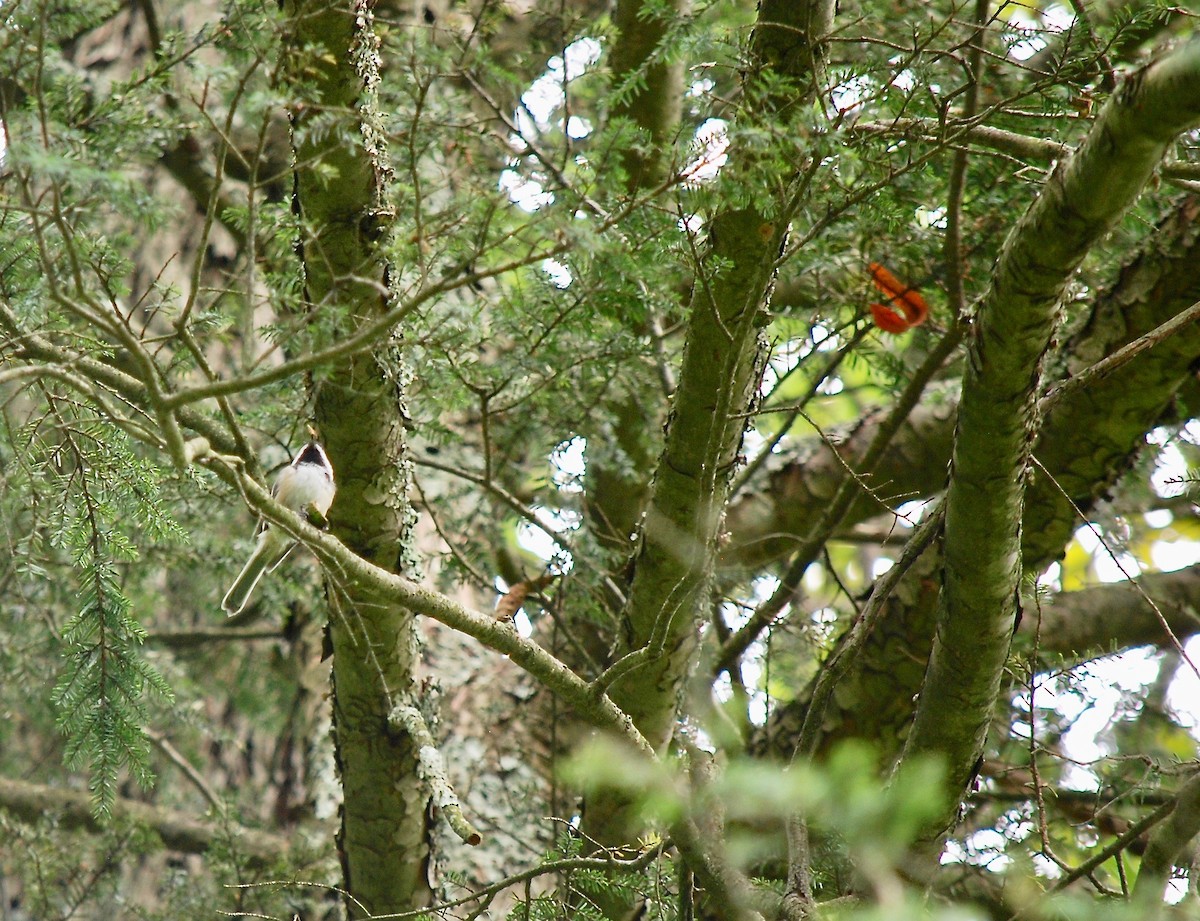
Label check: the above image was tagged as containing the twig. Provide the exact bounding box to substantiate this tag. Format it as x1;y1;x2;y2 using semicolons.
231;840;667;919
730;325;866;499
1040;298;1200;413
388;698;483;846
414;456;574;558
1131;769;1200;906
1030;455;1200;686
0;776;287;866
145;728;224;812
943;0;991;316
1064;0;1117;92
714;320;964;677
144;627;285;648
853;117;1200;183
790;495;945;763
1018;799;1176;908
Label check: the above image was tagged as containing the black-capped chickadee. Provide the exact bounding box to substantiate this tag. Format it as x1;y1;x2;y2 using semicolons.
221;441;336;616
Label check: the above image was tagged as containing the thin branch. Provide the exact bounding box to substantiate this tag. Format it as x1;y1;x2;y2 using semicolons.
942;0;991;316
145;728;224;812
1064;0;1117;92
414;455;573;558
715;320;964;677
792;495;946;763
1030;455;1200;686
0;776;288;867
853;116;1200;183
159;181;671;413
1017;799;1177;909
144;627;285;648
729;325;867;499
1131;769;1200;907
1040;298;1200;413
388;699;482;846
228;840;667;920
0;300;242;460
193;447;656;758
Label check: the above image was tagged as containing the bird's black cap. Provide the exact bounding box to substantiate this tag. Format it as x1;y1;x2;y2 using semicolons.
296;442;328;467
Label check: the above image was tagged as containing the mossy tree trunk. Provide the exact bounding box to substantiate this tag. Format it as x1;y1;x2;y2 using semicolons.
284;0;430;915
899;41;1200;857
583;0;837;851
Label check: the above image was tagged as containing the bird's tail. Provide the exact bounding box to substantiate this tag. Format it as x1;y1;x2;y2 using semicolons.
222;536;288;615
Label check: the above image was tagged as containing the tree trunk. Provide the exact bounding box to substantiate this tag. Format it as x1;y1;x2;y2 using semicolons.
285;0;430;914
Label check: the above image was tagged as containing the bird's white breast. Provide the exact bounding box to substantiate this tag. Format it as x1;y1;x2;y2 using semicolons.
281;464;335;515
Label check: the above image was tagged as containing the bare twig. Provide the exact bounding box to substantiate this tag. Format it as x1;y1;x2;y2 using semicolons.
715;320;964;677
1030;455;1200;687
1040;298;1200;412
144;627;285;647
145;728;224;812
854;117;1200;184
228;839;667;919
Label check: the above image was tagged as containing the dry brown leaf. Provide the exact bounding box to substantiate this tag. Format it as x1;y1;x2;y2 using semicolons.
494;574;556;622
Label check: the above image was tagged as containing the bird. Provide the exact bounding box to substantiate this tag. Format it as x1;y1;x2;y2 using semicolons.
221;441;336;616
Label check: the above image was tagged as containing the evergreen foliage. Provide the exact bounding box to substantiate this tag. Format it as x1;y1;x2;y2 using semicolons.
2;0;1200;918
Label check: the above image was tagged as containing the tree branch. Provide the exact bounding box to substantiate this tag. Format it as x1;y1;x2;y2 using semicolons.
0;776;290;867
1040;297;1200;413
1130;770;1200;909
1032;564;1200;657
196;452;656;758
388;699;483;847
901;38;1200;847
609;0;837;760
852;117;1200;184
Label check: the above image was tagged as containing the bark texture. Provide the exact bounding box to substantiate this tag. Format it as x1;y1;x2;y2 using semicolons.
748;193;1200;764
285;0;429;915
901;40;1200;846
586;0;837;851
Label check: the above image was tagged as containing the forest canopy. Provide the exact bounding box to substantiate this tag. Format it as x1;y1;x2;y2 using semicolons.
2;0;1200;919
